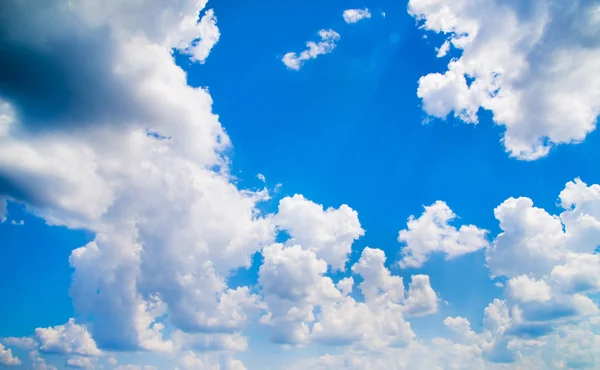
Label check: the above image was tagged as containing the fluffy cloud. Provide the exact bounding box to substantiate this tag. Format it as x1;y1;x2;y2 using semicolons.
274;194;364;270
0;0;281;359
34;319;101;357
487;178;600;279
259;243;342;345
506;275;552;303
342;8;372;24
409;0;600;159
294;178;600;368
0;343;20;366
0;1;274;367
183;9;221;63
398;201;489;268
282;29;340;70
260;244;438;350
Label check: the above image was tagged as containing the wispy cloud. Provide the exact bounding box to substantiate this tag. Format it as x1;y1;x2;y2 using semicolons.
282;29;340;71
343;8;371;24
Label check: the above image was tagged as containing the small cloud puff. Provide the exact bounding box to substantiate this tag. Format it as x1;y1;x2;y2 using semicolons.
343;8;372;24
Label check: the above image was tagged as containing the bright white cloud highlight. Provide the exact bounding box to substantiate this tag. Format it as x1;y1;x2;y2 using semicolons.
282;29;340;70
398;201;489;268
274;194;364;270
409;0;600;160
506;275;552;303
34;319;101;357
342;8;372;24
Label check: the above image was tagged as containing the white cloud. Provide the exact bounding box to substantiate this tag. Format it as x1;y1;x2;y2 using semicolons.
259;243;342;345
342;8;372;24
398;201;489;268
258;245;436;350
336;277;354;296
506;275;552;303
312;248;435;349
0;0;273;356
65;356;95;369
274;194;364;270
282;29;340;70
487;178;600;279
435;40;451;58
2;337;38;350
34;319;101;357
409;0;600;160
183;9;221;64
552;253;600;294
404;275;439;316
0;343;20;366
293;178;600;368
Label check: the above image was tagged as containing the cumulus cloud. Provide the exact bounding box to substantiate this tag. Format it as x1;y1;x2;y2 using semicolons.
34;319;101;357
0;343;20;366
259;244;438;350
293;177;600;368
409;0;600;159
487;178;600;279
0;0;279;361
342;8;372;24
0;1;268;367
259;243;342;345
274;194;364;270
506;275;552;303
282;29;340;70
398;201;489;268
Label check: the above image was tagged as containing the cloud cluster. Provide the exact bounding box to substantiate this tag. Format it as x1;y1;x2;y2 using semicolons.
409;0;600;159
294;178;600;368
259;245;438;348
0;0;264;367
2;0;600;368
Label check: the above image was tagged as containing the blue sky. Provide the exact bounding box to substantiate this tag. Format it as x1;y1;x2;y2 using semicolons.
2;0;600;369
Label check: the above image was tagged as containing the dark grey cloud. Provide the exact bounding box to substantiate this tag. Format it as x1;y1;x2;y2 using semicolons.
0;0;141;132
